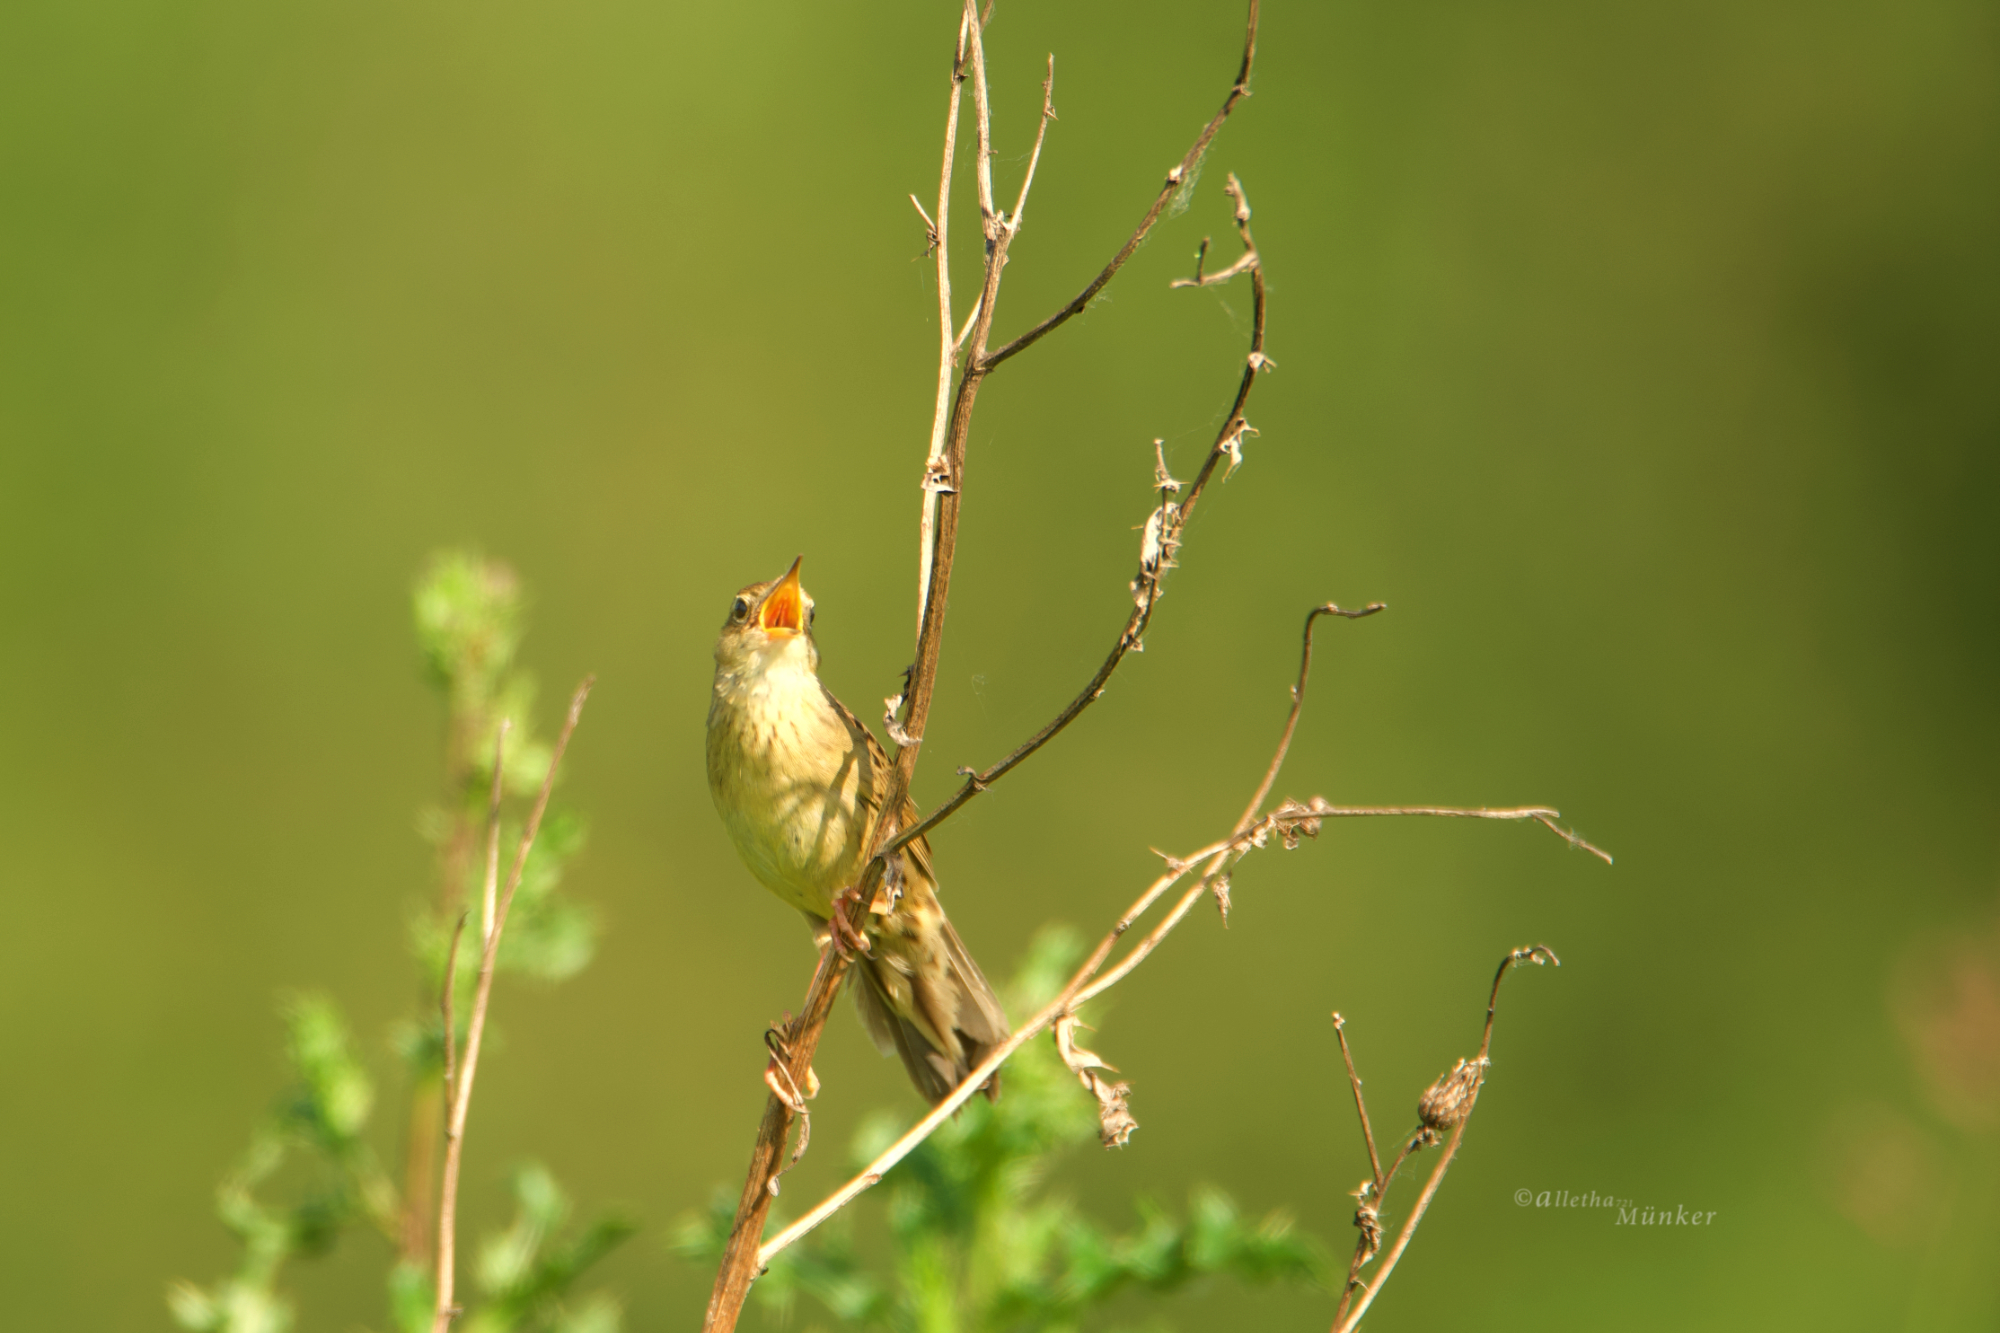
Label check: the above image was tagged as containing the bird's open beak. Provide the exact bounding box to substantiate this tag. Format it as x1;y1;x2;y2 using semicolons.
758;556;805;635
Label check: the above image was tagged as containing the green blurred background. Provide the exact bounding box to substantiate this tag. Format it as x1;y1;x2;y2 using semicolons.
3;0;1996;1326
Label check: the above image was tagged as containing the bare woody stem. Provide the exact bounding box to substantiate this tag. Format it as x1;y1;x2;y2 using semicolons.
1309;807;1612;865
758;594;1381;1264
700;11;1259;1330
479;720;509;946
1330;946;1558;1332
431;680;593;1333
981;0;1260;371
1331;1015;1384;1188
914;8;972;633
886;172;1270;862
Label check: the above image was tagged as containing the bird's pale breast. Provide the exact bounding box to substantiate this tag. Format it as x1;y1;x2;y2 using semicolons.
707;654;878;916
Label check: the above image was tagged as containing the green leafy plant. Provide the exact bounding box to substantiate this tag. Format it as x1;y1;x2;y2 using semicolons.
675;927;1330;1332
170;552;627;1333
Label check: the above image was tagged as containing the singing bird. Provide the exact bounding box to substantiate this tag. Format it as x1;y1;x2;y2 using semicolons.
706;557;1009;1102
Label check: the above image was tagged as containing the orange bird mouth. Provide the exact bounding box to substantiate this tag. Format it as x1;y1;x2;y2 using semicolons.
759;557;805;635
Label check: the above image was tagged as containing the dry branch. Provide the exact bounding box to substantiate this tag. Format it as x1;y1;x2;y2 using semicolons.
431;681;593;1333
699;9;1262;1328
913;7;973;631
1329;946;1559;1332
758;601;1393;1265
885;172;1270;862
981;0;1261;371
702;3;1604;1326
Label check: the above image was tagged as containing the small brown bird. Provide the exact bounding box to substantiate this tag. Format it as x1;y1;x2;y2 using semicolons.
706;557;1009;1102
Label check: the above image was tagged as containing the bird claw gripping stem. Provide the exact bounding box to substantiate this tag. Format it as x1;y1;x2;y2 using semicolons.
826;886;874;959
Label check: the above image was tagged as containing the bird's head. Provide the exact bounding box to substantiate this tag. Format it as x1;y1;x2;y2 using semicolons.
715;555;818;676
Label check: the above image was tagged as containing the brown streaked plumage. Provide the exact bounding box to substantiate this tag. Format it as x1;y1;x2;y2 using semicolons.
706;557;1008;1103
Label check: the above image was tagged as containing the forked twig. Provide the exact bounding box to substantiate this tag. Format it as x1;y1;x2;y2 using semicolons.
431;680;593;1333
982;0;1261;370
701;12;1262;1329
914;7;973;630
1329;946;1559;1331
1171;171;1259;290
757;598;1377;1265
702;3;1604;1326
884;175;1274;863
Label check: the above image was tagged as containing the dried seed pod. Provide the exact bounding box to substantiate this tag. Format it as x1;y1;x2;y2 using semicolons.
1417;1056;1489;1133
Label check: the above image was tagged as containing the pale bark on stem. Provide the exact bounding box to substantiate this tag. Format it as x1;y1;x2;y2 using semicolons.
1311;806;1612;865
439;913;468;1118
431;680;593;1333
916;9;972;635
1332;1016;1385;1188
480;719;509;946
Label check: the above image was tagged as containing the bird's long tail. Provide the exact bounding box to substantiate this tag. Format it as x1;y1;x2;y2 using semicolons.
850;911;1009;1104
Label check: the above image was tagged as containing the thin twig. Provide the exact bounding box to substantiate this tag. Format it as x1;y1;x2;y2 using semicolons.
1240;603;1386;828
981;0;1260;371
908;194;937;253
433;720;505;1307
967;0;997;233
952;294;983;353
1170;175;1259;289
480;720;509;945
1331;1014;1383;1188
1330;947;1558;1332
440;912;469;1108
1308;805;1612;865
915;7;972;633
711;6;1595;1325
432;679;593;1333
1008;56;1057;236
702;8;1014;1322
883;179;1274;864
757;813;1280;1265
1329;1010;1386;1325
760;594;1359;1264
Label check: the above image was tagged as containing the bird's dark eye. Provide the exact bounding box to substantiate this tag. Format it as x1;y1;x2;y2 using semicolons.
806;605;816;629
730;596;750;622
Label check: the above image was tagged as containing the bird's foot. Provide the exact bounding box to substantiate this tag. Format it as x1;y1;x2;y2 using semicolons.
827;886;873;958
763;1026;820;1108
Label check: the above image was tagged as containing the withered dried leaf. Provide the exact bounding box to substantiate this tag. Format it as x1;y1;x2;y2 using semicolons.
882;693;918;748
1218;422;1259;483
1055;1012;1139;1148
1152;438;1184;494
1270;797;1328;849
